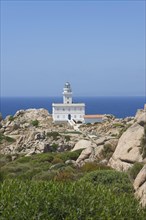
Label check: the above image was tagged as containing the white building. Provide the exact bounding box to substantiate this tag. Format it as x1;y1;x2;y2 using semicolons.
52;82;85;123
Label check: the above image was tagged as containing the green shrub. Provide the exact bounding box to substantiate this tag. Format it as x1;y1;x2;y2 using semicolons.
113;123;125;128
102;144;114;159
80;162;111;173
140;124;146;159
54;170;75;182
47;131;60;140
0;171;5;182
8;115;15;121
80;162;106;172
5;136;15;143
51;143;58;151
64;135;71;141
128;162;144;181
56;149;82;162
0;179;145;219
0;133;15;143
31;120;39;127
52;157;64;164
81;170;133;194
33;170;58;181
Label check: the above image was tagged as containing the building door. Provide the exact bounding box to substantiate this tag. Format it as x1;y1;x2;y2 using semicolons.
68;114;71;120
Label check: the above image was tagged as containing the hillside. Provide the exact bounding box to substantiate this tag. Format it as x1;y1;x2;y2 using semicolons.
0;105;146;219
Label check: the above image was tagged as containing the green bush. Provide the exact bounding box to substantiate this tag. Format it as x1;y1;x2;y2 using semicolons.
51;143;58;151
56;149;82;162
81;170;133;194
102;143;114;159
51;157;64;165
0;133;15;144
128;162;144;181
140;124;146;159
31;120;39;127
8;115;15;121
80;162;111;172
47;131;60;140
64;135;70;141
0;179;145;220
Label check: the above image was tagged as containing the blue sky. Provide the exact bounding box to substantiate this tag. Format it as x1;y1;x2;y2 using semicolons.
1;0;145;97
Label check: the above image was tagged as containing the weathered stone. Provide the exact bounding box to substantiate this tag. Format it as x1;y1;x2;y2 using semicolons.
94;145;104;159
133;165;146;190
76;146;94;163
25;150;36;157
108;123;144;171
135;182;146;207
108;157;133;171
65;160;76;165
95;137;106;146
72;140;91;151
104;139;118;152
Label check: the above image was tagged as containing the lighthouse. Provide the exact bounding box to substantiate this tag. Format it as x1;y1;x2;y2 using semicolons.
52;82;85;123
63;82;72;104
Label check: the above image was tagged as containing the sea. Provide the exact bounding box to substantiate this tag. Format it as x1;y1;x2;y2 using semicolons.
0;96;145;119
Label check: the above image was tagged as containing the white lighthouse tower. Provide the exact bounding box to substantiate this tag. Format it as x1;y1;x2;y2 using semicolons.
52;82;85;123
63;82;72;104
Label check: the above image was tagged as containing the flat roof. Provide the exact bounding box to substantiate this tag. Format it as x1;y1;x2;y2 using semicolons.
52;103;85;106
84;114;103;119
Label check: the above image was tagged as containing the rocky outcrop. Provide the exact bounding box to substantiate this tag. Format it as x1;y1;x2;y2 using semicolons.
134;165;146;207
108;107;146;171
72;140;92;151
108;123;144;171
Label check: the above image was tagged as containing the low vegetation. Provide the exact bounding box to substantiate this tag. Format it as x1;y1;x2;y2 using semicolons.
102;143;114;160
128;162;144;181
0;133;15;144
8;115;15;121
140;124;146;159
31;120;39;127
47;131;61;140
0;151;146;219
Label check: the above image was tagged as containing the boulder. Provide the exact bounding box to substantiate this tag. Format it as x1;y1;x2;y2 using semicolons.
65;160;76;165
72;140;91;151
94;145;104;159
108;123;144;171
133;164;146;190
135;111;146;126
95;137;106;146
104;138;118;151
76;146;94;164
135;181;146;207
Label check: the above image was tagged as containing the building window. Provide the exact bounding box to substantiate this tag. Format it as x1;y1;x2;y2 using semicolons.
63;108;65;111
57;115;59;118
74;107;76;110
